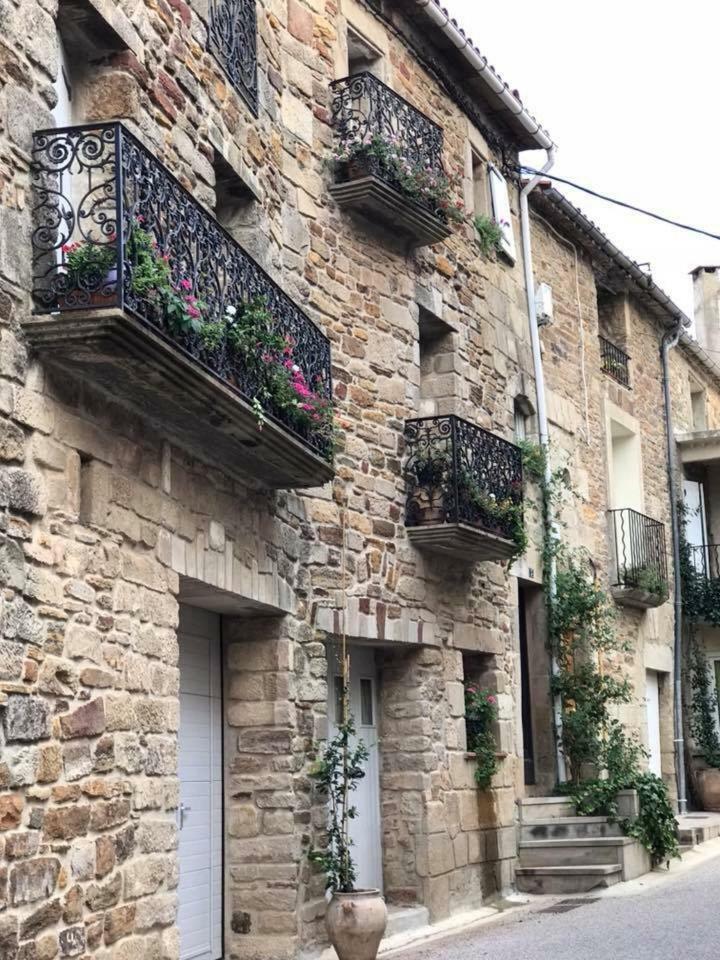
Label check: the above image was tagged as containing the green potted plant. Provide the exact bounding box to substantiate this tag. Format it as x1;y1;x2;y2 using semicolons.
404;443;451;525
61;238;117;305
333;132;466;224
688;636;720;810
310;656;387;960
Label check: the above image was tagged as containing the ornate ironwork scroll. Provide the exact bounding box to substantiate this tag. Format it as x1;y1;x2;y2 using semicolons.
31;123;332;461
208;0;258;115
330;72;446;217
404;415;523;539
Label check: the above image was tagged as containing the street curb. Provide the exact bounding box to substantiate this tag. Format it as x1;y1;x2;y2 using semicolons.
380;836;720;956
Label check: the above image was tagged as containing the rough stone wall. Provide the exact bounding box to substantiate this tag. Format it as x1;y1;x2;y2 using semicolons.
379;645;517;922
0;0;543;956
531;212;677;792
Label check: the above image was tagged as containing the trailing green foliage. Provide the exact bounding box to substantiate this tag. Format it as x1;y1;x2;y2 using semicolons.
620;563;669;599
525;439;679;864
473;214;505;258
561;726;679;866
688;630;720;768
464;684;499;788
200;297;334;446
333;132;466;223
309;713;369;893
678;500;720;625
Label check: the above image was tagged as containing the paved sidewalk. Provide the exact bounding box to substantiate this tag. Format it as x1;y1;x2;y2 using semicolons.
387;838;720;960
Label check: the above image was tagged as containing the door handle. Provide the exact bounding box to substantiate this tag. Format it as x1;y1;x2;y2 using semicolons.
179;802;191;829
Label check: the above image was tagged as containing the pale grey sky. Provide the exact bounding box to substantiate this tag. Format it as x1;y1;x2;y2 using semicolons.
448;0;720;322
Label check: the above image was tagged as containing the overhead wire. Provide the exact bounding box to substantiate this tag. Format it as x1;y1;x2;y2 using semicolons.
519;166;720;243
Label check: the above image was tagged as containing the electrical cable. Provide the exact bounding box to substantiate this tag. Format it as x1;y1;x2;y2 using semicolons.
519;166;720;242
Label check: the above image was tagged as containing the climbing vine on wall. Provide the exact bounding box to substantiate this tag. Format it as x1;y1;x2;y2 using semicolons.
678;506;720;771
522;441;679;864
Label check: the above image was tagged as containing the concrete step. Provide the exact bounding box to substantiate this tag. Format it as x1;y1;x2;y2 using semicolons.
518;796;576;822
515;864;622;895
384;905;430;940
518;837;632;868
520;817;623;842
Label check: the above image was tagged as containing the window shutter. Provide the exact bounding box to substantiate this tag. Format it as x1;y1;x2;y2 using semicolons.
489;166;517;262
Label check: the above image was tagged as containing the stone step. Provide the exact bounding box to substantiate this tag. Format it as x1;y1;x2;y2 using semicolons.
518;837;632;868
517;796;576;822
520;817;623;842
515;864;622;895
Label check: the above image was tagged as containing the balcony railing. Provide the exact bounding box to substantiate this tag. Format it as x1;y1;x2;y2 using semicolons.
403;415;523;562
329;73;453;246
29;123;333;487
686;544;720;581
600;336;630;387
609;507;668;608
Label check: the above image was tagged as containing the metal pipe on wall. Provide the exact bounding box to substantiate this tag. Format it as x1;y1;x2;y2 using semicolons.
661;322;688;814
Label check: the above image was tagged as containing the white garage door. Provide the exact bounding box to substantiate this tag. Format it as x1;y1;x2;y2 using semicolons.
178;606;223;960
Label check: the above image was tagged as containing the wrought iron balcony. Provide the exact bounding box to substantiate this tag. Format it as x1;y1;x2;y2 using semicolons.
329;72;454;247
29;123;333;489
609;508;668;608
404;415;524;562
600;336;630;388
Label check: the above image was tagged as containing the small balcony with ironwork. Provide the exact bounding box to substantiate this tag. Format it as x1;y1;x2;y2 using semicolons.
329;72;456;247
29;123;334;489
600;336;630;388
403;416;524;562
609;508;669;609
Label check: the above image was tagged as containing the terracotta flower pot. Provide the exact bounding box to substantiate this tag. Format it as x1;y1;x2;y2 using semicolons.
326;890;388;960
696;768;720;811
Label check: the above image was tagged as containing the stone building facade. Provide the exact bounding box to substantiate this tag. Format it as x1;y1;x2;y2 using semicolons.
0;0;558;958
524;190;686;798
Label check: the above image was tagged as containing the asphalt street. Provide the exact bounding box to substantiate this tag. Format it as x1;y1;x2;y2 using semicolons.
393;855;720;960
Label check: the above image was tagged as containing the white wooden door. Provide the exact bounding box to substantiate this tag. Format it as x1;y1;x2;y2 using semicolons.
178;606;223;960
683;479;709;573
645;670;662;777
328;645;383;892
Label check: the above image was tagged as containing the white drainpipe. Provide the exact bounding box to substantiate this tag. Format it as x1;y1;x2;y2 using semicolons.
519;149;567;785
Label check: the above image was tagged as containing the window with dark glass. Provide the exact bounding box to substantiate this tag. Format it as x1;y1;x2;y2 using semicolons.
208;0;259;115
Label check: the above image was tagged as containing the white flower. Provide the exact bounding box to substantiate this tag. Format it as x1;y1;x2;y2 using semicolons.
225;304;237;317
291;364;300;373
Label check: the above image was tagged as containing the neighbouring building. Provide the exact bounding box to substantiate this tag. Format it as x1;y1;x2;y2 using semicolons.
523;189;689;803
672;267;720;805
0;0;555;957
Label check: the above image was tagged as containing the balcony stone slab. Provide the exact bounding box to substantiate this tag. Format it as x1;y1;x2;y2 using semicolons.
329;175;453;248
23;309;334;490
406;522;518;563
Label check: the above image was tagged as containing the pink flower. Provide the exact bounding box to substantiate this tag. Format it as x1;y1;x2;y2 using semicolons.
179;279;192;291
487;695;496;705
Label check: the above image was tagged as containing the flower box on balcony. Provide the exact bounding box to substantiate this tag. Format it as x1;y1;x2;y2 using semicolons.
609;508;668;609
404;416;524;563
30;123;334;490
329;74;456;247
